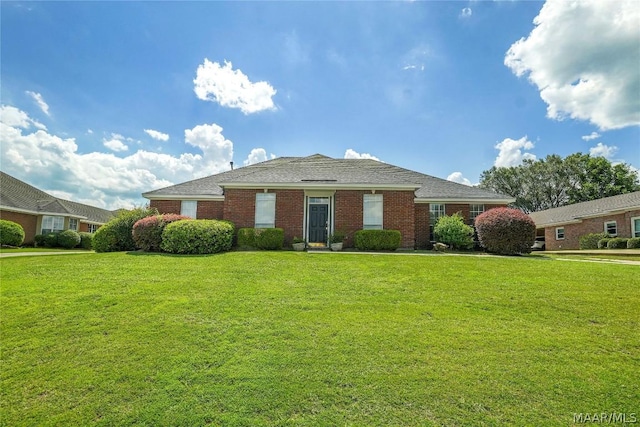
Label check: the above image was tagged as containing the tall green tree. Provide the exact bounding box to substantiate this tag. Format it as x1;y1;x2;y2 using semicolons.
479;153;639;213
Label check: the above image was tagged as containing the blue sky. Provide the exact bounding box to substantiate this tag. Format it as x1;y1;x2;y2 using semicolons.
1;0;638;209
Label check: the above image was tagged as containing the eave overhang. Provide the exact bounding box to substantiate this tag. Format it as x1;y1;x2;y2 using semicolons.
142;194;225;201
414;197;516;204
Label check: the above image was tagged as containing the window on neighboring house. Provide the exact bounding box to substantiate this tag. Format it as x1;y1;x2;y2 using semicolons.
181;200;197;218
87;224;99;233
632;217;640;238
604;221;617;236
69;218;78;231
41;216;64;234
555;227;565;240
469;204;485;225
429;203;446;241
255;193;276;228
363;194;383;230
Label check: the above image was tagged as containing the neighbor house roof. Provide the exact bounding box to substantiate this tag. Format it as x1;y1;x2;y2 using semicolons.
528;191;640;227
143;154;513;203
0;171;115;224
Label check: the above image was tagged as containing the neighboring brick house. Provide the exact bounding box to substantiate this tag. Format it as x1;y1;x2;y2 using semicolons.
0;171;115;244
528;191;640;250
143;154;513;249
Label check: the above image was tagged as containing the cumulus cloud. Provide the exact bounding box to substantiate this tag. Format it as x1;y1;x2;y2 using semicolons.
505;0;640;130
589;142;618;159
494;136;536;168
144;129;169;141
25;91;50;116
0;105;47;130
243;148;275;166
193;59;277;114
103;134;129;152
344;149;381;161
581;131;601;141
0;106;236;209
460;7;472;18
447;172;473;186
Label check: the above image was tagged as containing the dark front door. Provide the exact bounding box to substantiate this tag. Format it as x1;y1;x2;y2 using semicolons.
308;204;328;244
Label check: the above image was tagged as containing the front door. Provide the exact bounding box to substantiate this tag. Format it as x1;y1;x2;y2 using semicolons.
308;204;328;244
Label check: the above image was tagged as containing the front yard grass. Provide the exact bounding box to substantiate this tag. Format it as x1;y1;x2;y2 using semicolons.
1;252;638;426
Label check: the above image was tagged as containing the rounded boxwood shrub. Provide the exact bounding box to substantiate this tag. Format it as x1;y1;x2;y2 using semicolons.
161;219;234;254
34;234;47;247
579;232;610;250
57;230;81;249
597;238;611;249
93;207;157;253
354;229;401;251
78;232;94;250
434;213;474;250
475;207;535;255
254;228;284;250
44;233;60;248
237;228;256;249
132;214;189;252
0;219;25;246
607;238;628;249
627;237;640;249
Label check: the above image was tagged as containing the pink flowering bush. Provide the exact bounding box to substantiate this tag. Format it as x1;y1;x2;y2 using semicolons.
475;207;536;255
132;214;189;252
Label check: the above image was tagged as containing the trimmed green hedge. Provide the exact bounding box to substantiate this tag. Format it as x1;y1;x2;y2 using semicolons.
579;232;609;250
78;232;94;250
132;214;189;252
161;219;234;255
627;237;640;249
354;229;401;251
0;220;25;246
57;230;81;249
597;238;612;249
607;238;628;249
237;228;284;250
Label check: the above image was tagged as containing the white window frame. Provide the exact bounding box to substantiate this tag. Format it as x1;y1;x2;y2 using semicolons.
632;216;640;238
363;194;383;230
429;203;446;241
604;221;617;237
181;200;197;219
68;218;79;231
87;224;99;233
41;215;65;234
555;227;565;240
470;204;485;224
255;193;276;228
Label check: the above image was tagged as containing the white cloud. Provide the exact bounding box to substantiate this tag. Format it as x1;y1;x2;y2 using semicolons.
460;7;472;18
589;142;618;159
25;91;50;116
144;129;169;141
344;149;380;161
87;129;93;134
193;59;277;115
581;131;601;141
401;45;430;72
243;148;275;166
103;134;129;152
447;172;473;186
494;136;536;168
0;105;47;130
0;106;236;210
505;0;640;130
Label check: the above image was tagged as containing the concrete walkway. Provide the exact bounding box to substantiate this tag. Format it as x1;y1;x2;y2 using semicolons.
0;251;93;258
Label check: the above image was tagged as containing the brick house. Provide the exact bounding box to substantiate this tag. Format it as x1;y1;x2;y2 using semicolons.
143;154;513;249
528;191;640;250
0;171;115;244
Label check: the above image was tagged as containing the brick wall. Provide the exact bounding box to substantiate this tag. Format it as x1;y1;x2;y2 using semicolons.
150;200;181;215
545;209;640;250
414;204;430;249
334;190;363;248
197;201;224;219
0;210;38;244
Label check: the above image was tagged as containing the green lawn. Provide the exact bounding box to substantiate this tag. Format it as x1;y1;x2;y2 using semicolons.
1;252;638;426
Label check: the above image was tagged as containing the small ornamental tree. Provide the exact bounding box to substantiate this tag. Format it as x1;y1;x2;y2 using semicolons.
475;207;536;255
132;214;189;252
434;213;474;250
0;220;25;247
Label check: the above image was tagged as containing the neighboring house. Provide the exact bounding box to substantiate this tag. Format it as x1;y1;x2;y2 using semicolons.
143;154;513;249
0;171;115;244
528;191;640;250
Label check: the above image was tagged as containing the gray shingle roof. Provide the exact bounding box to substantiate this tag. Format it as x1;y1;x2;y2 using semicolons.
1;171;115;224
143;154;513;202
528;191;640;227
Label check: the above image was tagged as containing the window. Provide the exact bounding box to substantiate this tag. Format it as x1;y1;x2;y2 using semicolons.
69;218;79;231
41;216;64;234
87;224;99;233
363;194;383;230
470;204;485;225
604;221;617;236
555;227;565;240
429;203;446;240
181;200;197;218
632;217;640;238
255;193;276;228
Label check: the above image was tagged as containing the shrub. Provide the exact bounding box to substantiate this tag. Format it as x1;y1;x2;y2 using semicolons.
354;230;401;251
597;238;611;249
255;228;285;250
607;238;628;249
579;233;610;250
237;228;257;249
44;233;60;248
132;214;189;252
627;237;640;249
78;232;94;250
93;207;158;253
330;230;346;244
34;234;47;247
475;207;535;255
434;213;474;250
0;220;25;246
57;230;81;249
161;219;234;255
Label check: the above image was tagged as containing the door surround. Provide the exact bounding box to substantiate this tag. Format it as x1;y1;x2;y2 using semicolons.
303;190;335;246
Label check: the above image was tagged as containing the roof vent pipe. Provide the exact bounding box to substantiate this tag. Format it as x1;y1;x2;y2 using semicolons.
230;161;234;170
